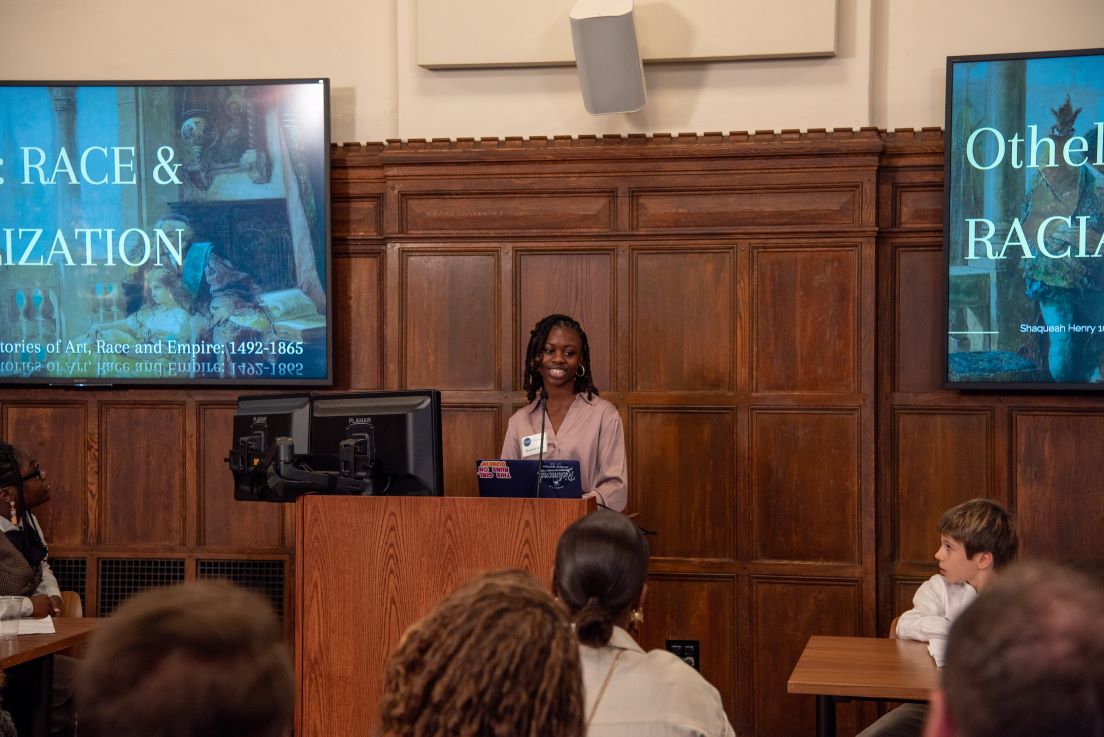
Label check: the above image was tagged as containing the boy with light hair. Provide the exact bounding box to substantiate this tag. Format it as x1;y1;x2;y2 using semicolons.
859;498;1018;737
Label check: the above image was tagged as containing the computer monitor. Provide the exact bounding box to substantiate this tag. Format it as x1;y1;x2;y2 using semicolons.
228;393;312;501
309;390;443;496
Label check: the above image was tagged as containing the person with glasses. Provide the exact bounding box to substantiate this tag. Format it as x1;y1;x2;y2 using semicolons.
0;441;74;736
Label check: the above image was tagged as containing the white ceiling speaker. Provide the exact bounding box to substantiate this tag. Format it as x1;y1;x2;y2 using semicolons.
569;0;647;115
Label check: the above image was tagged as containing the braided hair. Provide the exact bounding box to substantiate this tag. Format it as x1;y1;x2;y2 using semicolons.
0;441;38;562
376;570;584;737
553;510;650;648
522;314;598;402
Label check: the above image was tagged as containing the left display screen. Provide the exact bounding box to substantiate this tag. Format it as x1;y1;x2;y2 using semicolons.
0;79;332;386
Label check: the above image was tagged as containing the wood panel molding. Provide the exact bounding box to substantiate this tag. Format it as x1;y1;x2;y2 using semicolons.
440;405;501;498
98;402;187;547
398;191;616;235
331;194;384;239
750;576;862;737
397;249;500;390
891;408;994;565
631;248;736;392
751;245;862;394
749;409;861;564
629;406;736;561
1;402;88;547
1011;410;1104;563
634;185;862;232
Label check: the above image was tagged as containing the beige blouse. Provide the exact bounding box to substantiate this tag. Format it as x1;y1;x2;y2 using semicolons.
579;627;735;737
500;393;626;511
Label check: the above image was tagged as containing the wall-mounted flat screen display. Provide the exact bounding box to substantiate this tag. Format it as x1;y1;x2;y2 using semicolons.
0;79;331;386
945;49;1104;389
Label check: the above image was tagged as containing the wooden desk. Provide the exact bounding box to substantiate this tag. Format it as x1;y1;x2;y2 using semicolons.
787;635;939;737
0;618;101;737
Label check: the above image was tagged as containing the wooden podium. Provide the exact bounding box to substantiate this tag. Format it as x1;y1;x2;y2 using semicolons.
294;494;594;737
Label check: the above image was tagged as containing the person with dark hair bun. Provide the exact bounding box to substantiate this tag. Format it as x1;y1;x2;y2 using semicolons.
553;511;734;736
501;314;627;511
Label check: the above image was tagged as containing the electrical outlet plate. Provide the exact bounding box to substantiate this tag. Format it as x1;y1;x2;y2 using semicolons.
665;639;700;671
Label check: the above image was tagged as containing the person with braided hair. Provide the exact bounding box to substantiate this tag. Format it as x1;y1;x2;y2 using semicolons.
0;441;76;736
501;314;627;511
0;442;63;619
554;510;734;737
375;569;584;737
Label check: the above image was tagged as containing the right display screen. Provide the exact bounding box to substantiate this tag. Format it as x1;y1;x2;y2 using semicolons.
945;48;1104;388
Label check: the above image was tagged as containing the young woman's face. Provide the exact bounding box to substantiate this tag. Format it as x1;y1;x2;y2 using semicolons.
537;326;582;391
148;281;176;307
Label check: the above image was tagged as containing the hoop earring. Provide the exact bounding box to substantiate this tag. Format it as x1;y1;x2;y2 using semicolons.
576;365;586;378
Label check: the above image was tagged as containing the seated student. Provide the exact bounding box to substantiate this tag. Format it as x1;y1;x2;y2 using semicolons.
553;510;734;737
0;442;74;736
859;498;1018;737
76;580;294;737
924;560;1104;737
376;570;583;737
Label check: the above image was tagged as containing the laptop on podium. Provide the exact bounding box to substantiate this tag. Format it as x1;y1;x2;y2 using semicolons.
475;459;583;499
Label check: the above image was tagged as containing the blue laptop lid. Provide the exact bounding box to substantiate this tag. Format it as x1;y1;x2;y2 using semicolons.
475;459;583;499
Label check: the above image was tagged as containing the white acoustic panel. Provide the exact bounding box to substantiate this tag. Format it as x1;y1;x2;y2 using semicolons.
416;0;837;69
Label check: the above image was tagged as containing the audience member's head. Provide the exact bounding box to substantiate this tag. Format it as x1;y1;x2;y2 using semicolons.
925;560;1104;737
937;498;1018;568
376;569;583;737
77;580;293;737
553;509;650;647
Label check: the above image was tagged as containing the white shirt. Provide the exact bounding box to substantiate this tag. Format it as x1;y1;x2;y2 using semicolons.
579;626;735;737
895;573;977;643
0;512;61;616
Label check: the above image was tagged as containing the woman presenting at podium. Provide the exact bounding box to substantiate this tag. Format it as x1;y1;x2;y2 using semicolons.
501;314;626;511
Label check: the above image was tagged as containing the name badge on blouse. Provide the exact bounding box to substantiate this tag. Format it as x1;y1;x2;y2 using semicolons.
519;432;548;458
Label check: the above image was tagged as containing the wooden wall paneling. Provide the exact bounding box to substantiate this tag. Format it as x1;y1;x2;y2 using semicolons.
615;243;632;393
893;409;994;565
440;405;500;497
891;578;925;625
629;407;735;560
750;409;861;563
893;243;944;393
876;135;948;644
331;195;383;239
399;248;499;390
1;402;87;546
1012;410;1104;563
197;401;285;548
330;144;385;239
515;249;616;393
750;577;862;737
99;402;186;546
630;248;735;392
398;190;616;236
876;143;944;233
332;252;384;390
736;241;752;395
631;183;861;231
641;574;738;723
751;244;860;393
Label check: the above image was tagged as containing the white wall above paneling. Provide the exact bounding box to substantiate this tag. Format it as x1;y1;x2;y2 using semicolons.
415;0;837;69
